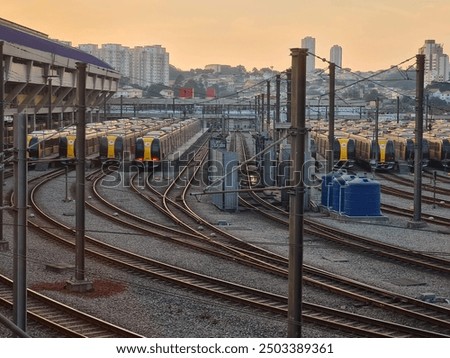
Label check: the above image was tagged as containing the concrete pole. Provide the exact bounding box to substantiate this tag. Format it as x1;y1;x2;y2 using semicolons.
67;62;92;291
275;74;281;126
266;80;271;136
408;54;426;228
13;113;27;331
0;42;4;243
327;63;335;173
288;48;307;338
375;97;379;164
275;74;281;174
48;78;52;129
76;62;87;282
261;93;265;133
286;69;291;123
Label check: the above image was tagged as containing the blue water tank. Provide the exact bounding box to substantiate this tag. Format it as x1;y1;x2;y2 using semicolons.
321;172;341;207
344;178;381;216
331;174;356;212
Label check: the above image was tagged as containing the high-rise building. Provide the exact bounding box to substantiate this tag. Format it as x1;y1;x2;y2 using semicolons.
419;39;449;85
79;43;170;87
133;45;170;87
301;36;315;73
78;44;100;59
330;45;342;68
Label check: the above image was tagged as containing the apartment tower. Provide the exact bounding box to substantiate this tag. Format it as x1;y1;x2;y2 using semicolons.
301;36;316;73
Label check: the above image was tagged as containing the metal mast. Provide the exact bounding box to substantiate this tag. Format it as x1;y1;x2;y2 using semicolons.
288;48;307;338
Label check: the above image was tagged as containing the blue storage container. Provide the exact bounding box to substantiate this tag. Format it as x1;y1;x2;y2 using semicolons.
331;174;356;212
321;172;341;207
344;178;381;216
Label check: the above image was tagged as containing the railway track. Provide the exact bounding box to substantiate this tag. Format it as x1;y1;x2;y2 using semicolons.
377;172;450;195
374;172;450;224
0;273;143;338
87;154;450;337
18;133;450;336
25;171;450;337
4;168;144;338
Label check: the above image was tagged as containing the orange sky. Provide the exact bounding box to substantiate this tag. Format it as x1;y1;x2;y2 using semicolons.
2;0;450;72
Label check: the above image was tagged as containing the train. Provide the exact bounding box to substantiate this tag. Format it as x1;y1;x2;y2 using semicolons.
311;129;396;171
27;130;61;161
310;130;356;169
59;128;105;164
348;132;396;171
424;133;450;170
309;120;435;171
25;117;202;168
134;118;202;168
384;130;430;170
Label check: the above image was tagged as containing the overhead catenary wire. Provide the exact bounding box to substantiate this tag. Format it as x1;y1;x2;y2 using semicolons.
306;51;418;103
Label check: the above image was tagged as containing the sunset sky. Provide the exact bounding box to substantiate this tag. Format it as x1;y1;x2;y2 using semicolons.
2;0;450;72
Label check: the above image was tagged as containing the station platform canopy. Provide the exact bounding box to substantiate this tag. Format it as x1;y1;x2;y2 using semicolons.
0;18;120;118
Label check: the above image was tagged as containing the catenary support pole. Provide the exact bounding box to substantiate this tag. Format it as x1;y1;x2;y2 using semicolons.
0;41;4;243
408;54;426;228
261;93;265;133
375;97;379;164
266;80;271;135
327;62;335;173
13;113;27;332
286;69;291;123
288;48;307;338
67;62;92;292
275;74;281;178
76;62;87;281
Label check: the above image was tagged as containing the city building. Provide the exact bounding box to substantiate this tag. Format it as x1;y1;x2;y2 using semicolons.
132;45;170;87
301;36;316;73
205;64;222;73
330;45;343;68
78;43;170;87
419;39;449;85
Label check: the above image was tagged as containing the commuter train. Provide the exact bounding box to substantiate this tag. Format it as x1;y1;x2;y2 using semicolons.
59;128;105;164
310;130;356;169
134;118;202;168
423;133;449;170
348;132;396;171
385;132;430;169
25;118;199;167
27;130;61;161
98;130;141;163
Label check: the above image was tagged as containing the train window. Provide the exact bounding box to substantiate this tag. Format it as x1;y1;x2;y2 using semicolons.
333;139;340;160
59;137;68;157
135;138;144;159
370;141;380;161
99;137;109;158
115;137;124;159
347;139;356;160
28;137;40;158
151;139;161;160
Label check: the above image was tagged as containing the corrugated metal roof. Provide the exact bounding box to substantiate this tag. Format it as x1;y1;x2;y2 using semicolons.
0;22;113;70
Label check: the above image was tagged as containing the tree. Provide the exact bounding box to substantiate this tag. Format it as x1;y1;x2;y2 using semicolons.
364;89;380;102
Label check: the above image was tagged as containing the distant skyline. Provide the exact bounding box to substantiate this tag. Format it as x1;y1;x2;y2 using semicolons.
2;1;450;72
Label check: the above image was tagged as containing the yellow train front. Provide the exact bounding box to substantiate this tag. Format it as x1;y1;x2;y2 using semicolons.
27;130;60;163
59;129;104;165
333;137;356;169
99;131;137;164
350;133;396;171
311;130;356;169
134;131;164;168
